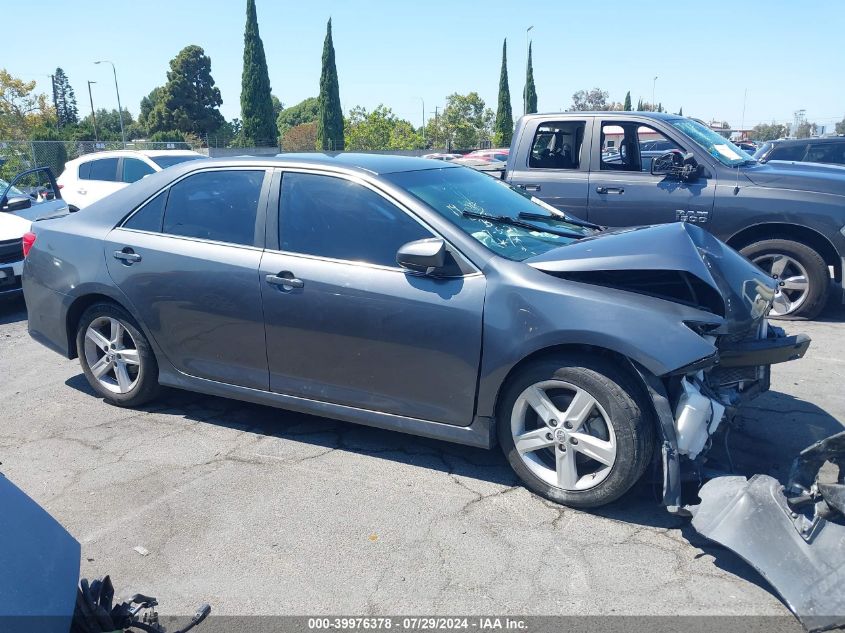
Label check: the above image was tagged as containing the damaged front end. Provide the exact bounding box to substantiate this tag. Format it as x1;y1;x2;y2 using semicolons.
529;222;841;629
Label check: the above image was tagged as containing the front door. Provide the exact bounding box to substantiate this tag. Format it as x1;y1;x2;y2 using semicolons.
260;170;485;426
587;119;716;228
105;168;271;390
507;118;593;221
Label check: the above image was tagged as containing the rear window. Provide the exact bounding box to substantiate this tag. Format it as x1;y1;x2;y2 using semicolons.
83;158;118;182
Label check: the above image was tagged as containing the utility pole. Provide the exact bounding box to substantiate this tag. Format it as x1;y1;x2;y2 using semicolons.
652;76;658;111
95;61;126;146
87;81;99;141
525;26;533;115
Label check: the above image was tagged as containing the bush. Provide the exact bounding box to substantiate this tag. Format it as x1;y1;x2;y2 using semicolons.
281;122;317;152
149;130;186;143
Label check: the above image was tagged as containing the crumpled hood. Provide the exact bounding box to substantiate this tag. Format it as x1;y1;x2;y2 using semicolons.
742;160;845;197
526;222;776;332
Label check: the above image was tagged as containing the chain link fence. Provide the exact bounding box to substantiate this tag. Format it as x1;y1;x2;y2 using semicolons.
0;140;201;180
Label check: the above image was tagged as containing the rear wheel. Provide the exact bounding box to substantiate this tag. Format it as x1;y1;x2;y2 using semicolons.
740;239;829;320
497;355;655;508
75;303;160;407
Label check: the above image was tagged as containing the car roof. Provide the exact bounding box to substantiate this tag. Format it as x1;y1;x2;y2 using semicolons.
522;111;683;122
771;137;845;146
262;152;460;175
69;149;203;162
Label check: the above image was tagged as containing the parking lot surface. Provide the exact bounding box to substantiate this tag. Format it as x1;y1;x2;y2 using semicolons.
1;294;843;619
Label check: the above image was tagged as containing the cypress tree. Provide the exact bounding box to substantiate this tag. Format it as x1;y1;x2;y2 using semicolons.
523;41;537;115
636;97;643;111
623;91;632;111
678;106;683;116
240;0;277;145
317;18;344;150
493;39;513;147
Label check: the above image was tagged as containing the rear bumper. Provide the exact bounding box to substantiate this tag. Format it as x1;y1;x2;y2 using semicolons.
23;275;71;357
0;260;23;296
718;332;811;368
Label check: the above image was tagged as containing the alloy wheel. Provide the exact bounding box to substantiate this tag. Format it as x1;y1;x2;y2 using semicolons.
83;317;141;394
752;253;809;317
510;380;617;491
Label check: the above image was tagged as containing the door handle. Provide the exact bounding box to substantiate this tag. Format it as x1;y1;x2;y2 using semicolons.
266;271;304;291
113;249;141;264
595;186;624;194
77;188;87;195
524;184;541;192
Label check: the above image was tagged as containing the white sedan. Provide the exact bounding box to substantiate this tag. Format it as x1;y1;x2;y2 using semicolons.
57;149;206;211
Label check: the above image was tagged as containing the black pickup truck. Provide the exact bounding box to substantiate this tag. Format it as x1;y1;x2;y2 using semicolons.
505;112;845;320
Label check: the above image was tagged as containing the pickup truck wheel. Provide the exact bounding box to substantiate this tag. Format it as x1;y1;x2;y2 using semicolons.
741;239;829;320
497;355;655;508
75;303;160;407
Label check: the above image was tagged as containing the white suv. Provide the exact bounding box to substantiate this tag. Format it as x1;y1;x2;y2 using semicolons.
57;150;206;211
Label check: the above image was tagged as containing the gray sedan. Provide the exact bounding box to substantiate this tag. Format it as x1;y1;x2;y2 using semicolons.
23;154;808;510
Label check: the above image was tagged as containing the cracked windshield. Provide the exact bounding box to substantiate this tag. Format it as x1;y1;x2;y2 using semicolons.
387;167;592;260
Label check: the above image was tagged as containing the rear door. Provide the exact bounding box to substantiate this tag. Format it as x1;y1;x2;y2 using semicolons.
104;167;271;390
587;118;717;228
75;157;125;206
507;118;593;221
259;169;485;426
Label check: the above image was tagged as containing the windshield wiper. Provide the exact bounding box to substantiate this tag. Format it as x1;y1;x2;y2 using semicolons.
461;210;586;239
517;210;602;231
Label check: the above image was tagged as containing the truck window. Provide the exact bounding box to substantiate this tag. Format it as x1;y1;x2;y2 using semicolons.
600;123;681;172
528;121;586;169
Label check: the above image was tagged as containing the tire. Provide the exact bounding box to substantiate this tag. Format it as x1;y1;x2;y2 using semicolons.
497;355;655;509
75;302;160;407
740;239;829;320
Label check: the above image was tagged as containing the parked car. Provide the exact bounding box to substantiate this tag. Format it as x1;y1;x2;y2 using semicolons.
733;140;758;154
24;153;810;513
450;156;507;175
506;112;845;319
421;153;462;161
464;148;510;162
753;136;845;167
0;212;31;297
1;166;67;221
57;150;206;211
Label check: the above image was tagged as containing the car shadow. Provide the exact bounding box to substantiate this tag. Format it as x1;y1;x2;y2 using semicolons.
0;295;27;325
814;294;845;323
64;373;842;600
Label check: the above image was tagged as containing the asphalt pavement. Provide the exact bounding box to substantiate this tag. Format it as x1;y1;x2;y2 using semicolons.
1;294;843;624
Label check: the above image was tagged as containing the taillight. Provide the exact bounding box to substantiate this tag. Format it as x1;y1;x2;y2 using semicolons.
22;232;36;258
57;184;64;190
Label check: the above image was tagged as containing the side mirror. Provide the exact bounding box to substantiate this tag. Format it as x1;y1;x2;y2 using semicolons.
396;238;447;276
651;150;701;182
1;195;33;212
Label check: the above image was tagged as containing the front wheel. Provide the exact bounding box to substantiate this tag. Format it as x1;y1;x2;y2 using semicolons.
75;303;160;407
497;355;655;508
740;239;829;320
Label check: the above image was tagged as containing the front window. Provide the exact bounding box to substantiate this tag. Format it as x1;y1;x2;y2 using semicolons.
669;119;754;166
386;167;593;261
149;154;206;169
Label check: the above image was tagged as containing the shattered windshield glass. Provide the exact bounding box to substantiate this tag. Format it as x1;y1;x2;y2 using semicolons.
386;167;593;261
670;119;754;167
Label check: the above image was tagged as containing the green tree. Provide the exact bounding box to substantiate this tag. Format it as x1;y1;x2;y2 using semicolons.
636;97;643;111
277;97;319;141
836;116;845;135
795;121;817;139
493;39;513;147
81;108;134;141
623;91;632;111
282;121;318;151
317;18;344;150
426;92;493;150
271;95;283;120
523;41;537;115
149;130;187;143
240;0;277;145
570;88;609;111
147;45;224;136
748;122;788;141
52;68;78;127
0;69;54;139
345;105;424;150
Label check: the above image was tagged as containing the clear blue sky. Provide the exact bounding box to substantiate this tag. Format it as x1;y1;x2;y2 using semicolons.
5;0;844;131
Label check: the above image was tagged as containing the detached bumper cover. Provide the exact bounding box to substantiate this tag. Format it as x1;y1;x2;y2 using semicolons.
691;432;845;633
718;332;811;368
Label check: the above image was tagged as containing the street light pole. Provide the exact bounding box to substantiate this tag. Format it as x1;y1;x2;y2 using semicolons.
420;97;425;144
95;60;126;146
87;81;99;141
652;76;658;111
525;25;534;116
